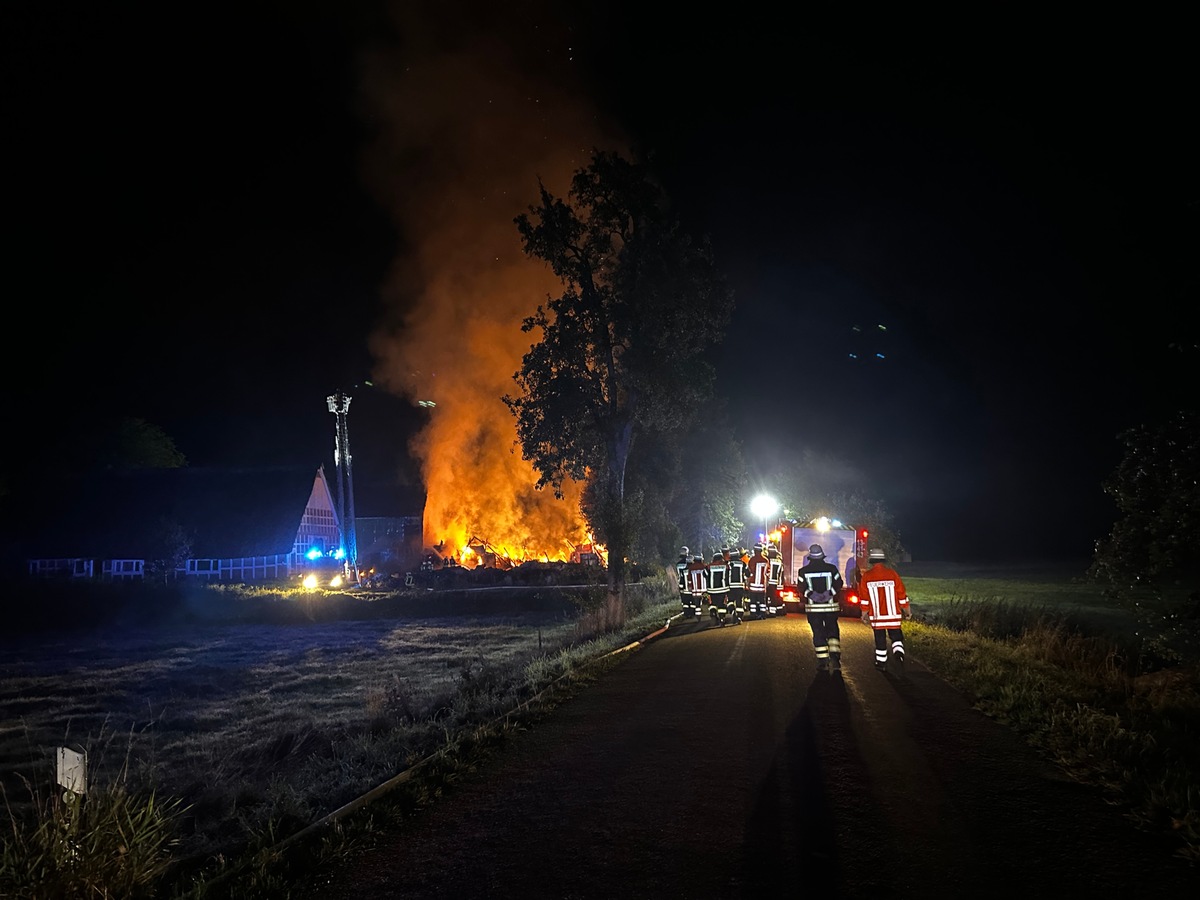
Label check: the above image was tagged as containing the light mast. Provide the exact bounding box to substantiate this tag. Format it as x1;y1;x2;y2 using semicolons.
327;390;359;583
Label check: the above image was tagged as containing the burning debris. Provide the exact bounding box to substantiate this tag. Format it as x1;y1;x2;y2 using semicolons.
424;533;607;571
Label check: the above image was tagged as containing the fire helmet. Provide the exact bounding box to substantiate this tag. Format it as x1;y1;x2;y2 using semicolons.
808;544;825;559
712;552;724;563
869;548;886;561
680;546;689;555
693;555;703;563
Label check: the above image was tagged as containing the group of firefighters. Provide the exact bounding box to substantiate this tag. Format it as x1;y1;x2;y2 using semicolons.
674;544;783;624
674;541;912;674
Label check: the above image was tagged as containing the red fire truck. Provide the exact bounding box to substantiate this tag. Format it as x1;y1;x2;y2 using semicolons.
774;517;869;616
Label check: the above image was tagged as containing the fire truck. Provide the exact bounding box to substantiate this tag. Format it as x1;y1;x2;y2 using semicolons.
774;517;869;616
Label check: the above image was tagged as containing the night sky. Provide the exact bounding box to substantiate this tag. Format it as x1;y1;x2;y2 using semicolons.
7;3;1195;563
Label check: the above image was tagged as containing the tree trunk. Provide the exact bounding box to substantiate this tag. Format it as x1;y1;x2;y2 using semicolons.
601;421;634;630
605;534;626;631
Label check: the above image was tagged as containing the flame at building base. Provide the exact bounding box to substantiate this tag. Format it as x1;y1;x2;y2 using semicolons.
441;531;609;569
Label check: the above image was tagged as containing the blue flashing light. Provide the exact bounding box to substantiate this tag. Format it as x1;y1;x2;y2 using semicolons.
306;547;323;561
875;353;885;359
333;547;346;560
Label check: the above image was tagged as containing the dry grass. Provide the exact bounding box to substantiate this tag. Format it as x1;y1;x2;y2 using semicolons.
0;576;680;898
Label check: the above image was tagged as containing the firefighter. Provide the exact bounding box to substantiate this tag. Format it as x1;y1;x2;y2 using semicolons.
707;551;731;625
675;547;691;613
686;554;709;618
766;545;785;616
746;543;770;620
738;547;753;616
797;543;845;672
723;547;746;623
859;547;912;673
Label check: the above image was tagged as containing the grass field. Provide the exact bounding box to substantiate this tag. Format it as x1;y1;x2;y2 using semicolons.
1;561;1196;897
0;575;682;897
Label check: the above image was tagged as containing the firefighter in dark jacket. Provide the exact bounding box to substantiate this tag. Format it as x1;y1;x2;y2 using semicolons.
723;548;746;623
707;552;731;625
766;545;785;615
686;554;709;619
675;547;691;612
797;543;845;672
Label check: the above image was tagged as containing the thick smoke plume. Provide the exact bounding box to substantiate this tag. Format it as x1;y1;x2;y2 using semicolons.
361;5;623;560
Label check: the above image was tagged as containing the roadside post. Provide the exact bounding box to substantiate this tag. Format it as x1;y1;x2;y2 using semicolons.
57;745;87;803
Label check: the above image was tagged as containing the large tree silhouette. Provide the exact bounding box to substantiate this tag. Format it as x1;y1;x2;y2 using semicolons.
506;151;732;626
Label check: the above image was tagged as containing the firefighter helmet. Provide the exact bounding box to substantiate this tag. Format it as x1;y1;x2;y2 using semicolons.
753;543;764;552
712;552;724;563
693;555;703;563
680;546;689;555
869;548;886;561
809;544;825;559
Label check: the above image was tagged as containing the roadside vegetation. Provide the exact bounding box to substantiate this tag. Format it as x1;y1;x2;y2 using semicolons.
904;564;1200;864
2;562;1198;897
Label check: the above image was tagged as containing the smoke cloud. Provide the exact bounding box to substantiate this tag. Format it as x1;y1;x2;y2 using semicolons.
360;4;625;560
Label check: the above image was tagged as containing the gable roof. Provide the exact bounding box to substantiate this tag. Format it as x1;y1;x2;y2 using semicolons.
16;465;329;561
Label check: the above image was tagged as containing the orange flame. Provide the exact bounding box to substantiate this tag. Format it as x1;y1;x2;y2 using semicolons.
360;11;625;564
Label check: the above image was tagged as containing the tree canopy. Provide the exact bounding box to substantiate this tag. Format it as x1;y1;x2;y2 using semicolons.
1090;409;1200;662
1092;410;1199;584
506;150;733;620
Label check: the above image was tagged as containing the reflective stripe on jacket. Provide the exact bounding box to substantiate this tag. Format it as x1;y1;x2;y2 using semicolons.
859;563;909;628
707;562;729;594
747;555;770;592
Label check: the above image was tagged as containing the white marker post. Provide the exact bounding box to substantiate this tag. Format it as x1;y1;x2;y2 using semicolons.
56;746;87;803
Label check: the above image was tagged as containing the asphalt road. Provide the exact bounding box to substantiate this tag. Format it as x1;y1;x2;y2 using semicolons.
298;612;1196;899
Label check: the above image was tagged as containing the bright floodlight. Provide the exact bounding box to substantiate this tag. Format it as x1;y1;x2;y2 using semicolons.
751;494;778;519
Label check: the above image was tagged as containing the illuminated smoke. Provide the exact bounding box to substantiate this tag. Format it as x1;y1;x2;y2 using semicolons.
360;5;624;560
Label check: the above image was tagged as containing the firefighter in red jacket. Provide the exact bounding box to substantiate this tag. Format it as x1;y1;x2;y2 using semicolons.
686;554;709;619
745;544;771;620
858;547;912;672
797;543;845;672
